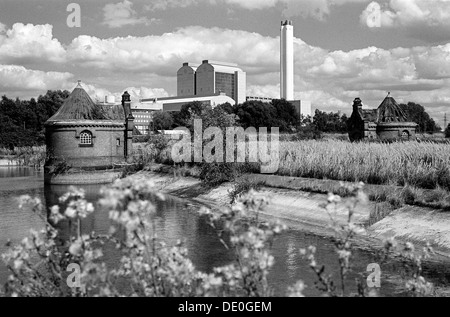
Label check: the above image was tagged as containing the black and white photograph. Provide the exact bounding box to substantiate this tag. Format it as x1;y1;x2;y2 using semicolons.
0;0;449;301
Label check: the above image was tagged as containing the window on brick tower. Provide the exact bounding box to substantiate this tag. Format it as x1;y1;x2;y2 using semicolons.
80;131;93;145
401;130;409;139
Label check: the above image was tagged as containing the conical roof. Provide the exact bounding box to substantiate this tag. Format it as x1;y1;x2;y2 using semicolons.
377;93;408;123
99;103;125;121
47;82;108;122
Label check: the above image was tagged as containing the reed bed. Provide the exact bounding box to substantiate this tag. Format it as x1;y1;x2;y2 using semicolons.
134;137;450;191
277;140;450;190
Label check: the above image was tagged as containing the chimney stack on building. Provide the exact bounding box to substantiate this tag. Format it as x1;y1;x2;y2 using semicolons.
121;91;134;161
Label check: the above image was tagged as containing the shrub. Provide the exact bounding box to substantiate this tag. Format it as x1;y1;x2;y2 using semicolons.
45;156;72;175
229;177;266;204
133;135;151;143
401;187;417;205
150;134;170;153
199;162;240;187
290;124;322;140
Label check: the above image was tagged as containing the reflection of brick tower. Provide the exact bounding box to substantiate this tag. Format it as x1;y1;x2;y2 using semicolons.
121;91;134;161
281;20;294;101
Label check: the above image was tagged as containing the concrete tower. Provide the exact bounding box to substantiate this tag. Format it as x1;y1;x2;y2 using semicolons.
280;20;294;101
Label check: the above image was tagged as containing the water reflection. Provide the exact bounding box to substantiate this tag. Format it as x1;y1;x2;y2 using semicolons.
1;167;448;296
43;183;236;278
0;167;47;284
0;167;38;178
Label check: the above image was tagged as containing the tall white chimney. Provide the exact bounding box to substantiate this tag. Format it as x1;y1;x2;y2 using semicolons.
280;20;294;101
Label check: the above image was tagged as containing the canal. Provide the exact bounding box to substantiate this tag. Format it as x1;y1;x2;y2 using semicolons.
1;166;448;296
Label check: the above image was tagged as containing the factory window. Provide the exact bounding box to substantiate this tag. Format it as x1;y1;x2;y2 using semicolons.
116;138;121;147
79;131;93;147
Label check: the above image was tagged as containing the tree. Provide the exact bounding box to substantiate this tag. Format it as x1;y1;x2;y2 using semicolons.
399;102;440;133
178;103;237;134
152;111;174;131
215;102;234;114
0;90;69;147
313;110;348;133
172;101;205;127
37;90;70;119
234;100;277;130
271;99;301;132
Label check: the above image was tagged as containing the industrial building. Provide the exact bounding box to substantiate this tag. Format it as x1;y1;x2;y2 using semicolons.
176;60;246;105
133;93;235;134
128;59;244;134
117;20;312;135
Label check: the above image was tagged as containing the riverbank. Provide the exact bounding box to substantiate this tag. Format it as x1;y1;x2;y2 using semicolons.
125;167;450;263
0;158;19;166
44;170;123;185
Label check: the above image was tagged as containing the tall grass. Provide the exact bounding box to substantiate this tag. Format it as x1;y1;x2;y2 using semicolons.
278;140;450;190
133;136;450;191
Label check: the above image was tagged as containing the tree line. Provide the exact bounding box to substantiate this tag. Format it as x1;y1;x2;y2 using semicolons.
153;100;441;135
0;91;444;148
0;90;70;148
152;99;307;134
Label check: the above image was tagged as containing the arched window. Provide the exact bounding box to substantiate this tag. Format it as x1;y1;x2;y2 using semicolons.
401;130;409;140
80;131;93;145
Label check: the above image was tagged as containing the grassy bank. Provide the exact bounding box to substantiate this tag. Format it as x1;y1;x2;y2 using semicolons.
132;137;450;218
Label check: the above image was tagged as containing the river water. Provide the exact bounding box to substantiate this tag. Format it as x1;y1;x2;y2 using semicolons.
0;167;448;296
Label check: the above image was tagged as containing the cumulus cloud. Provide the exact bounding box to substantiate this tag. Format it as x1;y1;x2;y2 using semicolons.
361;0;450;41
362;0;450;28
143;0;371;19
278;0;371;20
144;0;200;11
144;0;278;11
0;23;65;64
0;64;73;93
102;0;156;28
122;87;170;101
68;83;169;104
1;21;449;125
79;83;115;103
66;26;280;75
247;84;280;98
224;0;279;10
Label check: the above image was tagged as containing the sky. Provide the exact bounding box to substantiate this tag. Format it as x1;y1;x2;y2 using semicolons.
0;0;450;127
